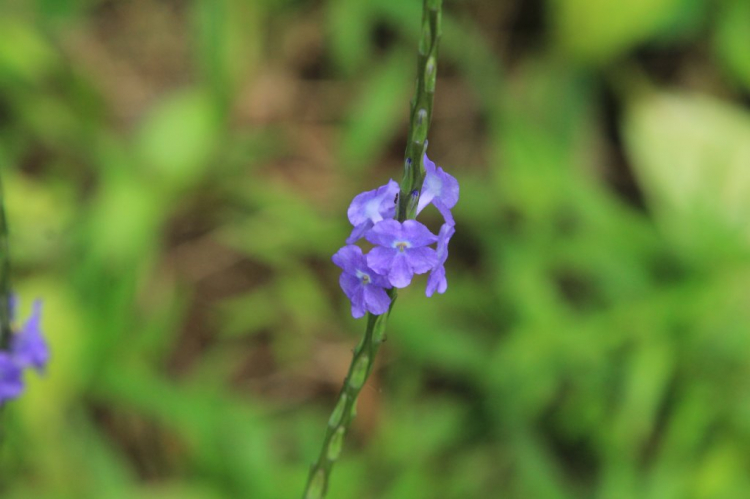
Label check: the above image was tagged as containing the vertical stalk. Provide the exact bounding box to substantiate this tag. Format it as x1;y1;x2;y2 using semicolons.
302;1;442;498
302;310;393;499
399;0;442;221
0;172;12;350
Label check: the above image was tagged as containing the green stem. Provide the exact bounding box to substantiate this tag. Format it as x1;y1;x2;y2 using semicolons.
399;0;442;221
302;307;393;499
0;172;12;351
302;1;441;497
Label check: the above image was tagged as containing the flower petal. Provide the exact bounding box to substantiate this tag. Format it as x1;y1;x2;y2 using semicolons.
436;167;459;208
425;266;447;297
11;301;48;372
332;245;364;275
435;223;455;265
339;273;361;301
434;200;455;226
417;155;459;216
347;180;399;226
401;220;438;247
417;170;441;214
0;352;24;403
346;221;373;244
350;296;366;318
388;253;414;288
406;246;439;274
366;246;396;275
363;285;391;315
369;270;392;289
365;219;401;247
423;154;436;174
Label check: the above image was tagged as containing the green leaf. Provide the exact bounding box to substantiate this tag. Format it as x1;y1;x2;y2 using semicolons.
88;172;164;264
0;19;57;85
136;90;219;189
327;0;373;75
713;0;750;92
551;0;691;63
623;92;750;258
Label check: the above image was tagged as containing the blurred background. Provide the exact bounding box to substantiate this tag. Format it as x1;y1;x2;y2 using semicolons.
2;0;750;497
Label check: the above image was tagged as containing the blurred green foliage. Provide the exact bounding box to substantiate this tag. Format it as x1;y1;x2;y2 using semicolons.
2;0;750;498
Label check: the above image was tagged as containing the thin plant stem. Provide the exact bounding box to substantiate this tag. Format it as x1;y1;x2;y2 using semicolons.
399;0;442;221
302;1;442;497
0;172;12;351
302;309;393;499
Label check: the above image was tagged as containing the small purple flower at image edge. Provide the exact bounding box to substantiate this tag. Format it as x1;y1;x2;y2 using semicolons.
0;299;50;405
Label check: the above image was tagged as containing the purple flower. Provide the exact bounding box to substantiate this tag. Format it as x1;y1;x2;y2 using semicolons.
366;220;438;288
0;298;49;405
346;180;400;243
417;155;459;226
0;353;24;404
426;224;455;297
11;301;49;372
333;245;392;318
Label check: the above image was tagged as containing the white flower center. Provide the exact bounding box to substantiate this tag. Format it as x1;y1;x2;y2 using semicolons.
356;270;371;284
394;241;410;252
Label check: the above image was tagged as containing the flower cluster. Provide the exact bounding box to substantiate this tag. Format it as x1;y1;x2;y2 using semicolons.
0;299;49;404
333;155;459;318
